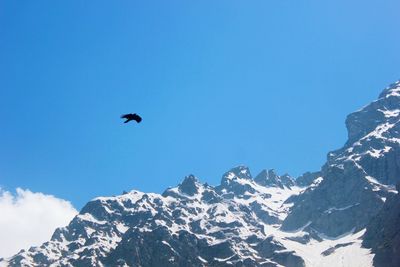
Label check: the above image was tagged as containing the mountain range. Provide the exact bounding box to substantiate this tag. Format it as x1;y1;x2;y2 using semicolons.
1;81;400;267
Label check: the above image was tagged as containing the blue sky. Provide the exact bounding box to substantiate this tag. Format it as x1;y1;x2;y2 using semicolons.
1;0;399;209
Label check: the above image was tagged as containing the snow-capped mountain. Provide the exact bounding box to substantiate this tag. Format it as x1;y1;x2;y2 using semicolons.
2;167;306;267
2;81;400;267
282;81;400;238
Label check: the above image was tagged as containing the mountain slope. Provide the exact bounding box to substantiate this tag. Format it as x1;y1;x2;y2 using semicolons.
362;183;400;267
283;81;400;237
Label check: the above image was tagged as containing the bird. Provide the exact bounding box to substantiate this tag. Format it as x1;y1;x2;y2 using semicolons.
121;113;142;124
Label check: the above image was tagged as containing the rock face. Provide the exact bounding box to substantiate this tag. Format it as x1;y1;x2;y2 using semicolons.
295;171;321;187
282;81;400;237
363;185;400;267
254;169;295;189
2;80;400;267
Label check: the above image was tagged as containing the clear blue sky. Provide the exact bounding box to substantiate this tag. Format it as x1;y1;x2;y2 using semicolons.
1;1;399;208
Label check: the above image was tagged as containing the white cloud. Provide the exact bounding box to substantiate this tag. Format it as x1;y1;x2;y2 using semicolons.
0;188;77;259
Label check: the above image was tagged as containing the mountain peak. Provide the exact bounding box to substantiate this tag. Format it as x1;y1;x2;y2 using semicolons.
254;169;294;188
178;174;200;196
378;80;400;99
223;165;252;181
345;81;400;145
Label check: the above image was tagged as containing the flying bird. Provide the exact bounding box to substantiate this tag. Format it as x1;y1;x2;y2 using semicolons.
121;113;142;124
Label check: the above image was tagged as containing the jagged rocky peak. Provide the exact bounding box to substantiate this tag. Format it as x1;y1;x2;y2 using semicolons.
254;169;295;189
378;80;400;99
223;165;252;180
255;169;278;184
280;173;295;187
344;80;400;146
217;165;256;197
326;80;400;186
162;174;205;198
178;174;200;196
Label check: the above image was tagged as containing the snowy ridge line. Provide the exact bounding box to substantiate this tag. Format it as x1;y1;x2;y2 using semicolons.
0;168;375;267
1;167;311;266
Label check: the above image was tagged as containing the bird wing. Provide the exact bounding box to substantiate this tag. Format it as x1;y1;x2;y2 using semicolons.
133;114;142;123
121;114;132;119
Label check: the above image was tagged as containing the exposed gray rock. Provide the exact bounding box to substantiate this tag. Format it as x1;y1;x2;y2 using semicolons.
283;81;400;237
295;171;322;187
321;242;354;256
363;187;400;267
254;169;295;189
178;174;200;196
284;233;311;245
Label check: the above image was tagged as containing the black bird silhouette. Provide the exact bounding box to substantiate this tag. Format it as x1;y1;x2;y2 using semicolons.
121;113;142;124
